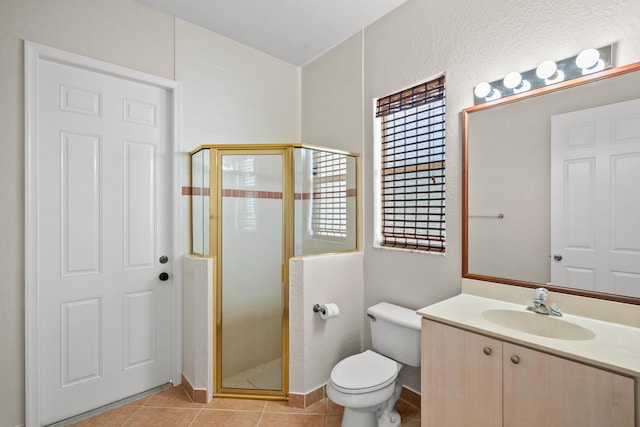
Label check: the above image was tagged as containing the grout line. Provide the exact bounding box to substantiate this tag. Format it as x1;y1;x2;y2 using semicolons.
186;407;204;427
256;400;266;427
120;405;144;426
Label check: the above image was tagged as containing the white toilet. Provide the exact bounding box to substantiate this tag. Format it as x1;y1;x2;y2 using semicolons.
326;302;422;427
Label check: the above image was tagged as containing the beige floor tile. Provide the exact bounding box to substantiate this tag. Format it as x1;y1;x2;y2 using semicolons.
69;405;140;426
258;413;325;427
73;390;365;426
191;409;262;426
143;387;203;409
128;395;153;407
123;407;199;426
325;399;344;416
324;415;343;427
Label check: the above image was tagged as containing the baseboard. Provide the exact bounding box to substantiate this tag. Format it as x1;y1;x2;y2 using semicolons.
181;374;209;404
288;385;325;408
180;373;421;409
400;386;421;409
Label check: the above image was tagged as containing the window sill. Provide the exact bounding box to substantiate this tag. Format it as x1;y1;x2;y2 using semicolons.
372;244;446;256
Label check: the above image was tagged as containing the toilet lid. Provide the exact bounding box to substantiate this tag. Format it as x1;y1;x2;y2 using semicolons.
330;350;399;393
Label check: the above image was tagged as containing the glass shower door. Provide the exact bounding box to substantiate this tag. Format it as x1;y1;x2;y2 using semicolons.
217;150;288;396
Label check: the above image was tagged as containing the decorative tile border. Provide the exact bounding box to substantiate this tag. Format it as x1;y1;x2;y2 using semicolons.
182;187;356;199
182;186;210;196
222;189;283;199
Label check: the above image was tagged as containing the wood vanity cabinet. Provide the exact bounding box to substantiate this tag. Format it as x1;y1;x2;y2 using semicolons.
421;318;637;427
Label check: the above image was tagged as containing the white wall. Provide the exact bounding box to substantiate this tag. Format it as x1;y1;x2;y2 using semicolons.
0;1;174;425
303;0;640;393
175;18;301;255
289;252;364;394
175;18;301;149
302;32;363;155
182;255;214;400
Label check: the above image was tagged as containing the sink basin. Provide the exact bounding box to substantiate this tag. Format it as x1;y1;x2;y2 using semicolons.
481;309;596;341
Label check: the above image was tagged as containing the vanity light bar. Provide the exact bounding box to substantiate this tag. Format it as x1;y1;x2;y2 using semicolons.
473;45;613;105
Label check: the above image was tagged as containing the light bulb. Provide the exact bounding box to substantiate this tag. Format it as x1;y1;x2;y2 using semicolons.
536;60;564;85
474;82;492;98
503;72;522;89
473;82;501;102
536;61;557;79
576;48;600;69
503;72;530;93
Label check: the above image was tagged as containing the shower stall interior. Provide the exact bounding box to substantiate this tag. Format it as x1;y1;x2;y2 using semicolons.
190;144;358;400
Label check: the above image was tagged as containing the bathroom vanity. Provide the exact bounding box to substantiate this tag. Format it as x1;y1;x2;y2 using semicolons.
418;280;640;427
446;57;640;427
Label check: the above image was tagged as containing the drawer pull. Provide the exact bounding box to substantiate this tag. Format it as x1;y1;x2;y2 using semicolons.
511;355;521;364
483;347;492;356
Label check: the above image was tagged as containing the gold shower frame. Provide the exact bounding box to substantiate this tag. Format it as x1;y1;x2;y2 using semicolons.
189;143;360;401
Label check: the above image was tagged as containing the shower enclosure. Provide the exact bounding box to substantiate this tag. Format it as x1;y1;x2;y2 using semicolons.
190;144;358;400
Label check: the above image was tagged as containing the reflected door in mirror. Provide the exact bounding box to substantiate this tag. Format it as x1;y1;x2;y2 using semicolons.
551;98;640;298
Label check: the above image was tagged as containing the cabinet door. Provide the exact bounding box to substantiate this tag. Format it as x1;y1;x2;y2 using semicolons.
422;319;502;427
503;343;635;427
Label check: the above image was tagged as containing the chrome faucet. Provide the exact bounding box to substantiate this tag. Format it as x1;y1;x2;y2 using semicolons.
526;287;562;317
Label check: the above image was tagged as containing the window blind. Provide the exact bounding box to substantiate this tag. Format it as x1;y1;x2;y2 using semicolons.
311;151;347;239
377;76;446;252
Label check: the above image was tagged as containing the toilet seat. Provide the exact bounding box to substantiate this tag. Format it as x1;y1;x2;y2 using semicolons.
329;350;400;394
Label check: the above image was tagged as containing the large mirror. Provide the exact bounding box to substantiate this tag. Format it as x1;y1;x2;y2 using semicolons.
463;62;640;304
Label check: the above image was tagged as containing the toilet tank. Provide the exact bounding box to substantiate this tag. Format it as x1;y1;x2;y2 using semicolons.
367;302;422;367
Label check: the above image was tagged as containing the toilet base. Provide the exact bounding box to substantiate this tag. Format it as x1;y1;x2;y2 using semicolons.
376;380;402;427
339;403;401;427
340;407;378;427
336;380;403;427
377;409;401;427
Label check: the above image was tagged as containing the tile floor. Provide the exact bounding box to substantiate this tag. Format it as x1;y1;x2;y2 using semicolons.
68;385;422;426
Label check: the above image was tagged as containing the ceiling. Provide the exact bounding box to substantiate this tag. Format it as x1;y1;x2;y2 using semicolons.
134;0;408;66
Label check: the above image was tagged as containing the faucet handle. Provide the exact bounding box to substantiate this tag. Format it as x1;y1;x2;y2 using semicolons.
534;287;548;301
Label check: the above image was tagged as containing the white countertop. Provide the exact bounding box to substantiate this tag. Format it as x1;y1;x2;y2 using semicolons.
418;290;640;377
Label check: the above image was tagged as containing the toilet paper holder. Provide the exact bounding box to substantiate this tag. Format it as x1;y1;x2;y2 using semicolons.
313;303;340;319
312;304;326;315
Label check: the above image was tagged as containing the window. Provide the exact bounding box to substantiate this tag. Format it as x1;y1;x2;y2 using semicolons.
376;76;446;252
311;150;347;240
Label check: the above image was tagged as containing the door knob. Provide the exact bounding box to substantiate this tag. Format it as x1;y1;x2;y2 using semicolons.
553;254;563;261
483;347;492;355
510;355;520;364
159;272;169;281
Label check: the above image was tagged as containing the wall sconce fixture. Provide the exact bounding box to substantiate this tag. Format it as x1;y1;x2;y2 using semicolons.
473;45;613;105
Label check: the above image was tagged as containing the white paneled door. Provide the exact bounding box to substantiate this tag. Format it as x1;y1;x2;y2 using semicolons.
32;53;174;424
551;99;640;298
